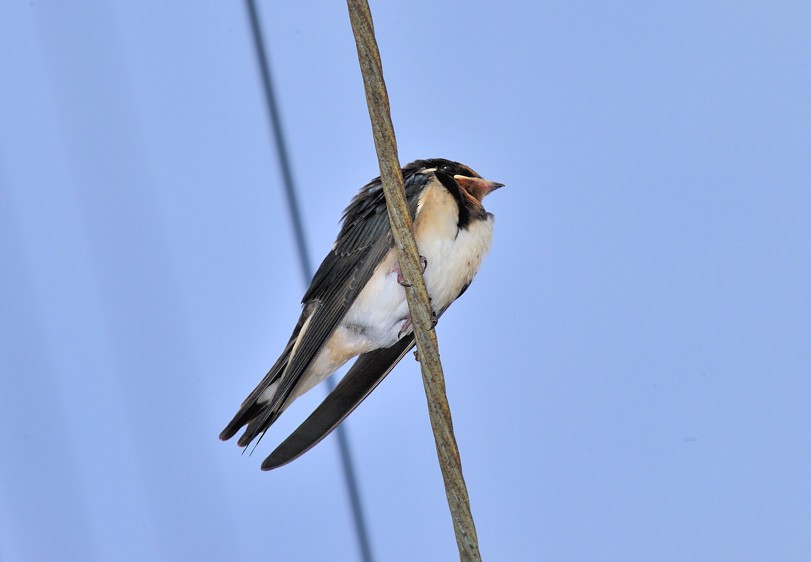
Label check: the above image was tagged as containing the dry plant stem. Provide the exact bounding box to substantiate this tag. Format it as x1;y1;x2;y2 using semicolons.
345;1;482;560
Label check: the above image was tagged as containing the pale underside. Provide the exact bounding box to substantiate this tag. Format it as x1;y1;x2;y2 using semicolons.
260;179;494;406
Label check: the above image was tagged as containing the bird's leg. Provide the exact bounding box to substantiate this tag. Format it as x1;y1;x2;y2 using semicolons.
412;310;439;361
393;261;410;287
394;255;428;287
398;316;412;340
395;257;430;338
399;307;437;340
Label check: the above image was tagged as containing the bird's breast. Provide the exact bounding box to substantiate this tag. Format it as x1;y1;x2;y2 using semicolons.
341;181;493;349
415;184;494;315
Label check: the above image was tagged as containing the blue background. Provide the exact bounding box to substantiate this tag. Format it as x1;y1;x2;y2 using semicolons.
2;1;810;560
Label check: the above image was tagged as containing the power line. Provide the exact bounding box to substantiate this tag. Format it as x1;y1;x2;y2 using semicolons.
244;2;375;562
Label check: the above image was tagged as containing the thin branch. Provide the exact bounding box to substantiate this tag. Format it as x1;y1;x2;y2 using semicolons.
345;1;482;560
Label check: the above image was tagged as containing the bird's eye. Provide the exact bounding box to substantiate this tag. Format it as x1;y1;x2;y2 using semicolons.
440;164;454;174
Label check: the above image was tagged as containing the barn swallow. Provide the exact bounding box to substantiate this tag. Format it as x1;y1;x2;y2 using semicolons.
220;158;503;470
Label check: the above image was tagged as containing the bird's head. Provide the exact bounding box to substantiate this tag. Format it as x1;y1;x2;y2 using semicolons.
412;158;504;203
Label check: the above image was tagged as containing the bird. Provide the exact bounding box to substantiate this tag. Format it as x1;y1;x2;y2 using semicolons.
220;158;504;470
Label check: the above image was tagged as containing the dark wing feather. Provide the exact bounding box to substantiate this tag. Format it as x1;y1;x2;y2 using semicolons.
268;171;427;413
222;169;429;447
261;334;416;470
260;280;464;470
219;302;313;443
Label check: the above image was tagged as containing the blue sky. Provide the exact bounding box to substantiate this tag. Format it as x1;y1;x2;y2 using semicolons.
2;1;810;561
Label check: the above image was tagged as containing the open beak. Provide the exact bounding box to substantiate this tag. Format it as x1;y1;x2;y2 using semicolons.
454;175;505;201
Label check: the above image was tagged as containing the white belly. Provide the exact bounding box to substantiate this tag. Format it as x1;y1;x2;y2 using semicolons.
421;215;493;314
280;182;494;403
342;182;494;350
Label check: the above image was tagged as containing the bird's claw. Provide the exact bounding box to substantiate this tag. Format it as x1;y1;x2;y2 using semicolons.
395;262;411;287
398;315;412;339
394;256;428;287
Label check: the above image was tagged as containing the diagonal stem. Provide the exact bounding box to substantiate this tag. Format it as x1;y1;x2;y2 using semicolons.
345;1;482;560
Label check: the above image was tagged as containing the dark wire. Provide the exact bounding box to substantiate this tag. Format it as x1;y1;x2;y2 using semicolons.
244;2;375;561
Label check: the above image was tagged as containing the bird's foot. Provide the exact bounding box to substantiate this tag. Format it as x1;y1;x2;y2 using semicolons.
394;255;428;287
398;314;412;339
398;309;437;340
394;261;410;287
